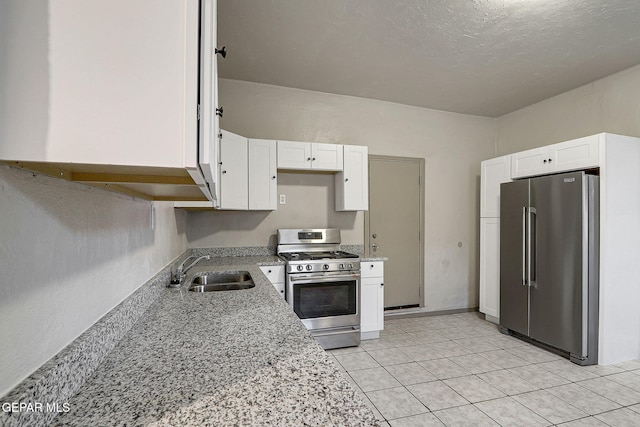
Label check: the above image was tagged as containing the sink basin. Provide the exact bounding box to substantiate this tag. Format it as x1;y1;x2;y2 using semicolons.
188;271;255;292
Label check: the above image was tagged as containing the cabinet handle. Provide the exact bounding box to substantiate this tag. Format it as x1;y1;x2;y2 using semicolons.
222;170;227;174
548;158;552;163
312;157;316;161
307;157;311;161
268;269;272;273
215;46;227;58
345;178;349;182
272;176;276;179
216;107;224;117
381;283;384;286
543;159;547;163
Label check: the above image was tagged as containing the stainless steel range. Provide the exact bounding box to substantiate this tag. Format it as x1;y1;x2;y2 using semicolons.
277;228;361;350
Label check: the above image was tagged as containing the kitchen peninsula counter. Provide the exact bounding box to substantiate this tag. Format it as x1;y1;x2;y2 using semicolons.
50;256;379;426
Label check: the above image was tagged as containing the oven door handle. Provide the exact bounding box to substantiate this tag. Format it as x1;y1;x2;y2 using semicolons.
289;272;360;282
312;326;361;337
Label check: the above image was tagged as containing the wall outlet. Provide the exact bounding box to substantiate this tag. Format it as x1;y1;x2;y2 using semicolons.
279;195;286;205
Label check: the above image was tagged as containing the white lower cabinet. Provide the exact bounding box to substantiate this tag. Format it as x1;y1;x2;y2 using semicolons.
361;261;384;339
479;218;500;322
259;265;285;299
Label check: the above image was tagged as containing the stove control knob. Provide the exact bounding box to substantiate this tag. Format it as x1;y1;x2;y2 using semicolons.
306;264;313;271
348;263;353;269
339;263;345;269
323;264;330;270
297;265;304;271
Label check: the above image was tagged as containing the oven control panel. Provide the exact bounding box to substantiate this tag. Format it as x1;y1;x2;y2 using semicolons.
287;260;360;274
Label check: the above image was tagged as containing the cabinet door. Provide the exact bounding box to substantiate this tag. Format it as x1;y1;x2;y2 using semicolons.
199;0;219;203
277;141;312;169
219;130;248;209
479;218;500;320
550;134;600;172
259;265;285;298
481;156;511;217
248;139;277;210
361;261;384;334
311;143;344;170
361;277;384;333
336;145;369;211
511;147;550;178
9;0;198;167
259;265;285;284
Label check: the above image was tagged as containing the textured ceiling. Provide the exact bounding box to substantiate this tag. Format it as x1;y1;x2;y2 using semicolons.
217;0;640;117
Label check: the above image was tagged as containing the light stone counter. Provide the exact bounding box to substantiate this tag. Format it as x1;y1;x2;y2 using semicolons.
49;256;379;426
358;257;388;262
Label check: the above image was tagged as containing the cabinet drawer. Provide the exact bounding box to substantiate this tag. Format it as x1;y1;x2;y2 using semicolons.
361;261;384;278
259;265;285;284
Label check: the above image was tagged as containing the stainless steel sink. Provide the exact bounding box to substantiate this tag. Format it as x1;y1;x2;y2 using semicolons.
188;271;255;292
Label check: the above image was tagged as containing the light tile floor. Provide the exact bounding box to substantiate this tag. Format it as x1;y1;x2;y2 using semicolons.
326;312;640;426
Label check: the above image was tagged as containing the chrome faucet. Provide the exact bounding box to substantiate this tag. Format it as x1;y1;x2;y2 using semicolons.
168;255;210;287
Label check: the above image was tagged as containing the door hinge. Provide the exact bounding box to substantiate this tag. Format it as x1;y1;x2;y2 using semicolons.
197;104;201;121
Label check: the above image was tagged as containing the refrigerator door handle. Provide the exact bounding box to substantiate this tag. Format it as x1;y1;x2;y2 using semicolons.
522;206;527;286
528;207;537;287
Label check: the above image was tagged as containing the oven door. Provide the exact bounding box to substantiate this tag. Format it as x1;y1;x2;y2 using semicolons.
287;271;360;331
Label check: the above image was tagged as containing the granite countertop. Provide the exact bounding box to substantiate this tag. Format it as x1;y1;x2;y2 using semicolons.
53;256;380;426
358;257;388;262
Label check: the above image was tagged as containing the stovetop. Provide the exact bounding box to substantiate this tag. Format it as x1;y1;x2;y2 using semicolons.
278;251;359;262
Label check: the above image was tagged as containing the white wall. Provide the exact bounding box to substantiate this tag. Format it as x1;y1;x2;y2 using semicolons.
497;64;640;154
188;172;362;247
189;79;496;312
0;165;187;397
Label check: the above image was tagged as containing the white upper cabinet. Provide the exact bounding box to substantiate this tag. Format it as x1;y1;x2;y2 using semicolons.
218;130;248;210
312;143;345;170
199;0;221;202
336;145;369;211
248;139;277;210
552;134;600;171
276;141;311;169
0;0;211;201
512;135;600;178
215;133;277;211
277;141;344;171
480;155;512;217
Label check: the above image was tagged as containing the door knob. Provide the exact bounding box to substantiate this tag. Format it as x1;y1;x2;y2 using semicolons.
372;243;378;252
372;233;377;238
215;107;224;117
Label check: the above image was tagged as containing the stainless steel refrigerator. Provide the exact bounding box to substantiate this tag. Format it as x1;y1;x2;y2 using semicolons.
499;171;599;365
